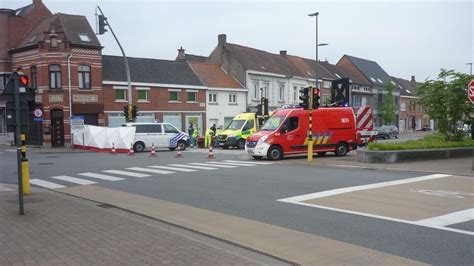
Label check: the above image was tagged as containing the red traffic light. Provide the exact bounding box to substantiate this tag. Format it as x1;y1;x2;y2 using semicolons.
20;75;29;86
313;88;320;95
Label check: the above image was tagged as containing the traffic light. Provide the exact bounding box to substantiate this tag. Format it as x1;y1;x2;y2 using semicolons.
19;75;29;87
299;87;309;110
131;105;138;119
312;87;320;109
98;15;108;35
123;105;129;119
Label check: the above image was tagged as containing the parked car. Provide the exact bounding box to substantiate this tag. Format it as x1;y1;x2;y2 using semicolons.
376;125;399;139
122;122;189;152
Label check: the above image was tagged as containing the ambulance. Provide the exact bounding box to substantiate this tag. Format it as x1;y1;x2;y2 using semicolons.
217;112;259;149
245;107;362;160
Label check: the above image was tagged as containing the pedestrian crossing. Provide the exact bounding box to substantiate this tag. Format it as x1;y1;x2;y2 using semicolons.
28;160;275;190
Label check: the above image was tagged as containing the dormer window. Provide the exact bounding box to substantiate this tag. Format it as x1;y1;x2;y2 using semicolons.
79;34;90;42
50;35;58;48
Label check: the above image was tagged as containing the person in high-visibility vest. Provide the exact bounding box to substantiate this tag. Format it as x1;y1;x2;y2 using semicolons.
192;127;200;148
204;128;213;148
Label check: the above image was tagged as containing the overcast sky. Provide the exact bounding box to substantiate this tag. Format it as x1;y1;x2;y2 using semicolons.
4;0;473;81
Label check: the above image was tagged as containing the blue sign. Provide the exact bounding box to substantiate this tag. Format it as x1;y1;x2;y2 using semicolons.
33;117;43;122
71;115;85;120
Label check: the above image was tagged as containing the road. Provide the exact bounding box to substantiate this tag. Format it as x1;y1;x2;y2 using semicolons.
1;146;472;265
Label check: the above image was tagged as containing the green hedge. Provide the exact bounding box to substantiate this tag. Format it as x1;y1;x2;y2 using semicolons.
368;134;474;151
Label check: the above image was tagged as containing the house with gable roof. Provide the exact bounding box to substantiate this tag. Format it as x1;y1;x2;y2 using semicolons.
337;55;401;126
394;76;428;131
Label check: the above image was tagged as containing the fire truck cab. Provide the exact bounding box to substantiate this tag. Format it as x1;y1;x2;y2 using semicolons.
245;107;359;160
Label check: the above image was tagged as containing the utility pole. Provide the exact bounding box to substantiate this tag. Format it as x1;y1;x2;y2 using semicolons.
96;6;133;122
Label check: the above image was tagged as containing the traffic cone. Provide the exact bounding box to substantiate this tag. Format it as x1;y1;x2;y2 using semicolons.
175;146;183;158
111;142;117;154
150;143;157;157
128;142;134;156
207;146;215;159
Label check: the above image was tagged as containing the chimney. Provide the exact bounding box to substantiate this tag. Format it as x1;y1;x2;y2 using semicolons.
177;46;185;61
279;50;287;56
33;0;42;5
410;75;416;87
218;34;227;46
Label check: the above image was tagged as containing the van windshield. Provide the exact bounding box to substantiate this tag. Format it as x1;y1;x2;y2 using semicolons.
226;119;246;130
261;116;285;131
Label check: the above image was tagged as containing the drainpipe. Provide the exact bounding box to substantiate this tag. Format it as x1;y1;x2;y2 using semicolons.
67;53;73;148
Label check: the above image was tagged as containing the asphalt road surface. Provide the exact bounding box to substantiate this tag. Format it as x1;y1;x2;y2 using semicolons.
1;147;472;265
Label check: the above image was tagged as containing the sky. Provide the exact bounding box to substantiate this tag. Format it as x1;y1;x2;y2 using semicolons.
4;0;473;81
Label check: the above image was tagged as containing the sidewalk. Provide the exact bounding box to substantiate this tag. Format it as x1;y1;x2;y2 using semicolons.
0;186;277;265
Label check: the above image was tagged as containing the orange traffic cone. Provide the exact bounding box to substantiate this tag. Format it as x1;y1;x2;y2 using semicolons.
150;143;157;157
128;142;135;156
175;146;183;158
207;146;215;159
111;142;117;154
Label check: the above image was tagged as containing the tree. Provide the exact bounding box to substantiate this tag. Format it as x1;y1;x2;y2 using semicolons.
417;69;473;141
381;81;396;125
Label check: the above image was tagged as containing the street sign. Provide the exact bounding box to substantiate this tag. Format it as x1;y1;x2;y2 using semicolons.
34;108;43;118
33;117;43;122
468;79;474;104
71;116;85;133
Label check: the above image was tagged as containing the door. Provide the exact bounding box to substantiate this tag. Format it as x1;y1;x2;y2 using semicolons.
51;109;64;147
27;113;43;146
163;123;180;147
280;116;304;152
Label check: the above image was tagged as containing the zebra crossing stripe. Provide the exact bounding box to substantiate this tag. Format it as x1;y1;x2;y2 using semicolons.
51;175;97;185
0;184;13;191
208;161;256;167
168;164;218;170
30;179;66;189
224;160;273;165
103;170;151;178
190;163;237;168
78;172;125;181
126;167;174;175
149;166;197;172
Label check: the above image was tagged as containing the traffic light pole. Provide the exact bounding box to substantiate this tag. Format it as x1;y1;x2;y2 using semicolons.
96;6;133;122
308;87;314;162
14;77;25;215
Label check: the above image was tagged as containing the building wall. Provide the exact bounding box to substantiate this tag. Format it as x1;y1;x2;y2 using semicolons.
399;96;424;131
206;89;246;129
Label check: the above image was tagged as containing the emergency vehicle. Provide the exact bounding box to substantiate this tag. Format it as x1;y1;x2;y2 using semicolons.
217;112;271;149
245;107;363;160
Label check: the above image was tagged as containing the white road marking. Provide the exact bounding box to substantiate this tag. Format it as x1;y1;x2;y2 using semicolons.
415;208;474;227
224;160;273;165
103;170;151;178
30;179;66;189
190;163;237;168
78;172;125;181
0;184;13;191
207;161;256;167
168;164;218;170
51;175;97;185
6;149;16;152
326;164;367;169
278;174;451;203
149;166;197;172
126;167;174;175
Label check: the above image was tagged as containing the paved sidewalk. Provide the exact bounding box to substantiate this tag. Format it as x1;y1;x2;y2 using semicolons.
0;186;276;265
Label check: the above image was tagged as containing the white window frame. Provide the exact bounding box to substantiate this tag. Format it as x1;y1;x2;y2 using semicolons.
113;86;128;102
208;93;218;104
186;89;198;103
252;81;259;100
228;93;237;104
323;81;331;89
136;87;150;102
278;83;285;101
400;102;406;111
168;89;181;103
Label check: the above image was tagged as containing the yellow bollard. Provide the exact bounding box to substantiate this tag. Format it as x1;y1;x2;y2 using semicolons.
21;159;30;195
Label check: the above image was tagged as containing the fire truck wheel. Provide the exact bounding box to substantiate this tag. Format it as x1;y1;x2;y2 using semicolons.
237;139;246;149
335;143;348;157
267;146;283;160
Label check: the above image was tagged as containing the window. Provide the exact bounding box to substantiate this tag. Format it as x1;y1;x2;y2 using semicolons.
79;34;90;42
135;125;161;133
30;66;37;89
169;91;179;101
209;93;217;103
49;64;61;89
229;93;236;103
138;90;148;101
282;117;299;133
50;36;58;48
400;102;406;111
278;83;284;101
163;124;179;133
323;94;331;105
323;81;331;89
352;95;362;107
242;120;254;131
293;86;298;102
370;77;376;82
115;88;127;101
261;82;269;99
187;91;197;102
334;73;341;78
253;82;259;99
78;65;91;89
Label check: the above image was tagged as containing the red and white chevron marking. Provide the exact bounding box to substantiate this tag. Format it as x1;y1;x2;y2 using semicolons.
356;106;373;130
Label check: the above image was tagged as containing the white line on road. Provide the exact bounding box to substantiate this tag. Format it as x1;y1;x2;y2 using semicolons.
0;184;13;191
126;167;174;175
415;208;474;227
149;166;197;172
103;170;151;178
190;163;237;168
30;179;66;189
168;164;218;170
51;175;97;185
278;174;451;203
224;160;273;165
78;172;125;181
207;161;256;167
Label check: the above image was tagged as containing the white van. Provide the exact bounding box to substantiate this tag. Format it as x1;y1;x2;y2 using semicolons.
122;122;189;152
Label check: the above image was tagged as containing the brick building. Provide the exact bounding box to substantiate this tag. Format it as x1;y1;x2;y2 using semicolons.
0;0;103;147
395;76;427;131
